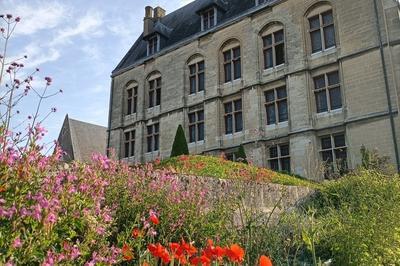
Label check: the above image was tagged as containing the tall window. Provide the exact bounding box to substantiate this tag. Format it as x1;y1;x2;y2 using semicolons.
124;130;135;158
320;133;347;176
149;77;161;108
126;86;138;115
268;144;290;172
263;29;285;69
189;110;205;143
313;71;342;113
224;99;243;134
265;86;288;125
189;61;205;94
223;47;241;82
148;35;159;56
202;8;215;30
147;123;159;152
308;10;336;53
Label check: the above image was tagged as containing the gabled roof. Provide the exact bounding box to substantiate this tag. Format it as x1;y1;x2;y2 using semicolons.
113;0;277;75
57;115;107;162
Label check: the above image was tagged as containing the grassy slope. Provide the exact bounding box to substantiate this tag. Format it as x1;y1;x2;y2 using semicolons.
158;155;319;188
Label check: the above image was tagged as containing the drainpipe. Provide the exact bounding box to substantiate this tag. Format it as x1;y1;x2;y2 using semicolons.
106;78;115;157
373;0;400;173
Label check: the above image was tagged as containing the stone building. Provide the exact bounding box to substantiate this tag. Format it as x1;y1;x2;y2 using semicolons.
58;115;107;162
107;0;400;179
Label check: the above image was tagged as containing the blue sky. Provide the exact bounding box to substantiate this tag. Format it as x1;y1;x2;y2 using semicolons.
1;0;193;148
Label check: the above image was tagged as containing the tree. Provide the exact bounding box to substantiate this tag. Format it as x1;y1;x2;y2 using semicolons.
170;125;189;157
235;144;247;164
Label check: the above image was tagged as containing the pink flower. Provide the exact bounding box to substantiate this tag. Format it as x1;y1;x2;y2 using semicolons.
12;237;22;248
45;213;57;225
15;17;20;22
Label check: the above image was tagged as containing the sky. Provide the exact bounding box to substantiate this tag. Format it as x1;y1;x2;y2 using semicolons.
0;0;194;148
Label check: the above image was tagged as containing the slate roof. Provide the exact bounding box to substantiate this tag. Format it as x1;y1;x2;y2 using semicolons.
113;0;277;75
57;115;107;162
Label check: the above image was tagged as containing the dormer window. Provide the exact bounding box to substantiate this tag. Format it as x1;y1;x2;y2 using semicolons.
256;0;268;5
201;8;217;31
147;35;159;56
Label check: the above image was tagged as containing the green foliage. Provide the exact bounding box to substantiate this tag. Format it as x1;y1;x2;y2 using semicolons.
170;125;189;157
235;145;248;164
159;155;318;188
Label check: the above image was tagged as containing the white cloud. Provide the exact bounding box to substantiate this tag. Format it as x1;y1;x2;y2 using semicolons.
180;0;194;6
0;0;68;36
17;43;60;69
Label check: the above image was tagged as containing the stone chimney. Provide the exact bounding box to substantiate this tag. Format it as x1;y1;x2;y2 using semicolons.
143;6;154;37
154;6;166;20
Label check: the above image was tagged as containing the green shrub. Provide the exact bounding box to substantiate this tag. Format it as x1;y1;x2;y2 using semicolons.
170;125;189;157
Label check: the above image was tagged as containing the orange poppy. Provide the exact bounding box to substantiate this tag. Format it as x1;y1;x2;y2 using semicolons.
132;227;142;238
122;243;134;261
225;244;245;263
142;261;150;266
259;255;273;266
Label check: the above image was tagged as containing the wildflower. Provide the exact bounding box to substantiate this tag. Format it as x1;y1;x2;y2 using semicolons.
131;227;142;238
149;213;159;225
51;107;57;113
6;14;12;19
259;255;273;266
148;243;170;264
0;28;4;33
190;255;211;266
12;237;22;248
15;17;20;22
36;68;40;72
225;244;245;263
45;212;57;225
122;243;134;261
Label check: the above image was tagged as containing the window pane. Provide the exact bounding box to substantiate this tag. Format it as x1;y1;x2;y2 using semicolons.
224;63;232;82
263;34;272;47
234;99;242;111
278;100;288;122
280;145;290;156
156;89;161;106
147;137;152;152
198;123;205;141
125;142;130;158
314;75;326;89
311;30;322;53
149;91;154;108
281;157;291;173
189;64;196;74
264;48;273;69
133;98;137;113
189;113;196;123
197;110;204;121
147;126;153;134
327;72;339;85
127;88;132;97
276;87;287;99
309;15;320;30
334;134;345;147
322;150;333;163
224;102;232;114
189;125;196;143
322;11;333;25
233;60;241;80
233;47;240;58
149;80;155;90
269;159;279;171
329;87;342;110
321;136;332;149
209;11;215;27
274;30;284;43
130;141;135;157
154;123;159;133
127;99;132;115
265;90;275;102
315;90;328;113
198;61;205;71
275;43;285;65
156;78;161;87
324;25;336;49
203;15;209;29
269;146;278;158
225;115;233;134
190;76;196;94
154;135;159;151
335;148;348;172
266;104;276;125
198;73;205;92
235;112;243;132
223;51;231;62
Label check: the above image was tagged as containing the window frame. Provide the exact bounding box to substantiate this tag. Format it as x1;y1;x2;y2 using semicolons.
123;130;135;158
268;143;291;173
201;7;216;31
146;123;160;153
147;35;159;56
313;70;342;113
319;133;348;177
308;9;336;54
264;86;288;125
262;29;285;69
223;46;241;83
189;61;205;95
148;77;161;108
188;110;205;143
126;85;138;115
224;99;243;135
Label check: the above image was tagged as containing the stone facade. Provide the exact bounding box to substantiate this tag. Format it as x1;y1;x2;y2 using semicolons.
108;0;400;180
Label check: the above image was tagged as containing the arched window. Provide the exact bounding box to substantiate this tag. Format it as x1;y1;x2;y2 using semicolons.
187;54;205;95
220;39;241;83
146;72;161;108
260;22;285;69
306;3;336;54
125;81;138;115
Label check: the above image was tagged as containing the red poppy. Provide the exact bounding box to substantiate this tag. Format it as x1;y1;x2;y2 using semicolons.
180;239;197;256
259;255;273;266
190;255;211;266
132;227;142;238
122;243;134;261
148;243;170;264
149;214;160;225
225;244;245;263
203;239;225;261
